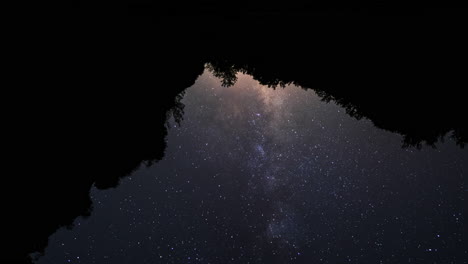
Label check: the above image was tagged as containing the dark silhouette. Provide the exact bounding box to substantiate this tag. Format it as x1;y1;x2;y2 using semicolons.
4;32;205;263
4;2;467;263
206;44;468;148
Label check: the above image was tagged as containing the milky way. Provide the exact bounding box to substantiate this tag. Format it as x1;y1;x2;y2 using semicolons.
34;69;467;263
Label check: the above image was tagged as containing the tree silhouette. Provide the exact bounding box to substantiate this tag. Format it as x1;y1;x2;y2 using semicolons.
4;3;467;263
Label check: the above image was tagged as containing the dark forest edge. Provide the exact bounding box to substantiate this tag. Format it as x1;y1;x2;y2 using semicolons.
4;2;467;263
206;61;467;149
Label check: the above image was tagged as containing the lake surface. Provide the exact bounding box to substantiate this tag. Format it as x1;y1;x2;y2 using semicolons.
34;69;466;263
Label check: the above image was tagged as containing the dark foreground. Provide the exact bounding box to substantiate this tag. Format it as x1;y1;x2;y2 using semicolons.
3;2;467;263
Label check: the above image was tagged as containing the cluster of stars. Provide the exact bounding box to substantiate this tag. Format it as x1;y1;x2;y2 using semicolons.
34;70;467;264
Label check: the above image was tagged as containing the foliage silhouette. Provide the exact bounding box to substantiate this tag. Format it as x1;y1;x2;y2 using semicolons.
4;3;467;263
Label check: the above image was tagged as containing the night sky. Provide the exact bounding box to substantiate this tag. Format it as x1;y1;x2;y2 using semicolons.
34;69;467;263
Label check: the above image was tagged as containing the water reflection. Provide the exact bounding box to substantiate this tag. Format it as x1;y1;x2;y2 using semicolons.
34;70;466;263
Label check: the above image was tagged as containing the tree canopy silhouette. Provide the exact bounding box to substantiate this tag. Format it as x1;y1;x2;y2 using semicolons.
4;4;467;263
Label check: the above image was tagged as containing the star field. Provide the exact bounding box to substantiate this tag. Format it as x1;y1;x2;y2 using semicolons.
34;70;467;263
